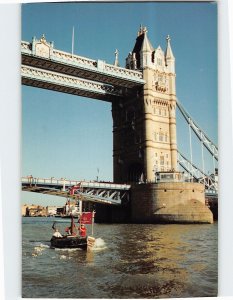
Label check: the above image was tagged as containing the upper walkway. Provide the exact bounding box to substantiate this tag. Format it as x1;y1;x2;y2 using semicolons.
21;35;145;101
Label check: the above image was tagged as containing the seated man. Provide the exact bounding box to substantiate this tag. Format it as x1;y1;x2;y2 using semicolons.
53;228;63;238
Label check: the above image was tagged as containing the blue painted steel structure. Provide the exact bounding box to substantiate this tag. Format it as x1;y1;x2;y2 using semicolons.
22;177;130;205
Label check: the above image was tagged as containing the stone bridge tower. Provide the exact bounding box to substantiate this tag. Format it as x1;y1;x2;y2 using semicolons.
112;26;177;183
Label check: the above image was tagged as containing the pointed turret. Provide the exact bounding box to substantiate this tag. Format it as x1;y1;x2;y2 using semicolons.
140;27;154;68
141;28;154;53
165;35;175;73
126;25;154;69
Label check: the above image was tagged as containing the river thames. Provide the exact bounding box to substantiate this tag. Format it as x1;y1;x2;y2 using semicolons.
22;217;217;298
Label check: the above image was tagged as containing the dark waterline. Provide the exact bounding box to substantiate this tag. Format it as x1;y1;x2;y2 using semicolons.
22;217;217;298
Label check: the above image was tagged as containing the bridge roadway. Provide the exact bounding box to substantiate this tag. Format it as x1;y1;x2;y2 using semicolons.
21;36;145;101
22;177;131;205
22;174;217;206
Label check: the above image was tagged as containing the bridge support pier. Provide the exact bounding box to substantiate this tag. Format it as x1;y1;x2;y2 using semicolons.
130;182;213;224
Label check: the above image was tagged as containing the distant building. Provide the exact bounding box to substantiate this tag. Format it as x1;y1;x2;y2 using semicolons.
46;206;60;216
22;204;47;217
22;202;80;217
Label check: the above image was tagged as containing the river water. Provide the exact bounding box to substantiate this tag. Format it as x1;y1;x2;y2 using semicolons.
22;217;217;298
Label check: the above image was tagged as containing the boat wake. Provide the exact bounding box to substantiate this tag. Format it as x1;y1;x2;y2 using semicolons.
92;238;107;251
33;242;50;248
31;243;49;257
55;248;82;252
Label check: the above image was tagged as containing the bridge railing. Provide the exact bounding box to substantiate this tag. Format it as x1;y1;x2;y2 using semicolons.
21;176;80;186
21;176;131;190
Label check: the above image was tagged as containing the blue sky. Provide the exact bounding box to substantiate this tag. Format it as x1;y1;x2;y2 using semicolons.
21;2;217;205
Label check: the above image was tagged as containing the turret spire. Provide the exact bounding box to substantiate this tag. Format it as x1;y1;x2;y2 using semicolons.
165;35;174;60
165;35;175;73
141;27;153;53
114;49;119;67
126;25;154;69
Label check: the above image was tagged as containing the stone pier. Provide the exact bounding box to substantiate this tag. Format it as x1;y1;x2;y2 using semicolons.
131;182;213;224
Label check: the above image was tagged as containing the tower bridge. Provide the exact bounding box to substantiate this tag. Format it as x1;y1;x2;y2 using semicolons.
22;26;218;223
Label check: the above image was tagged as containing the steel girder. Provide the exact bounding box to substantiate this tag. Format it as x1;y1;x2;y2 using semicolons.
177;100;218;161
177;151;218;194
21;177;131;205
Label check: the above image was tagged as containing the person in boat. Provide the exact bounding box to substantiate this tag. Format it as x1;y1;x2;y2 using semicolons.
79;224;87;238
65;226;77;236
65;216;78;236
53;228;63;238
65;226;72;235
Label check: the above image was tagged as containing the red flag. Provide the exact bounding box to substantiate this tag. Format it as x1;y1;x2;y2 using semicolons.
80;212;93;224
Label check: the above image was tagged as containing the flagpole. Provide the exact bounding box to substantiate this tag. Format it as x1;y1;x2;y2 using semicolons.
91;211;95;236
72;26;74;57
79;198;82;226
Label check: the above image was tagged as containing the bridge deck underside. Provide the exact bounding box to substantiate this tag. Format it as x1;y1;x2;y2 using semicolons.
22;76;116;101
22;65;124;101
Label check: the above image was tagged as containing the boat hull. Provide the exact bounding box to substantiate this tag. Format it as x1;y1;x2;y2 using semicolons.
50;236;87;249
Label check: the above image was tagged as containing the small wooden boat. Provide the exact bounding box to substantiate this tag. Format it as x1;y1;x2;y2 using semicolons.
50;205;96;250
50;235;87;249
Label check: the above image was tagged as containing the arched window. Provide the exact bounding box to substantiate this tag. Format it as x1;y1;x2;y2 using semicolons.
159;132;164;142
160;156;164;165
157;58;162;66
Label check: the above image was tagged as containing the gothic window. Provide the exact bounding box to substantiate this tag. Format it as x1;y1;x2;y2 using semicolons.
157;58;162;66
154;132;157;141
159;109;162;116
159;132;164;142
160;156;164;165
166;154;169;158
155;153;157;157
164;109;167;116
165;134;168;142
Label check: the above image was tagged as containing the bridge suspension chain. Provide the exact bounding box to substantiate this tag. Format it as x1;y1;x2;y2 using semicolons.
177;151;218;194
176;100;218;161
